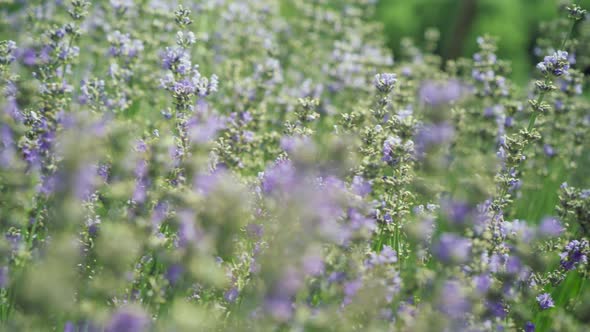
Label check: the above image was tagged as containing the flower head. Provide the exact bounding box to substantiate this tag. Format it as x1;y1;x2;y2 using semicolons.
538;217;563;237
560;239;588;271
419;79;464;106
536;293;554;310
433;233;471;263
537;51;570;76
373;73;397;93
107;307;150;332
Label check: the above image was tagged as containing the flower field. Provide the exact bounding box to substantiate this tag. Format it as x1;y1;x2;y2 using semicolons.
0;1;589;331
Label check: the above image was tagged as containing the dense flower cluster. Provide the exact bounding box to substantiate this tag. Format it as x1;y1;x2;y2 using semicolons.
536;50;571;76
0;1;589;331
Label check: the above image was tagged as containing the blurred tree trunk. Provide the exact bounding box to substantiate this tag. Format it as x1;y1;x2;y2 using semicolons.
444;0;478;61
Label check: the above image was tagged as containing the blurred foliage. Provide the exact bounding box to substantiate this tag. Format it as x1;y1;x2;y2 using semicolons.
376;0;590;83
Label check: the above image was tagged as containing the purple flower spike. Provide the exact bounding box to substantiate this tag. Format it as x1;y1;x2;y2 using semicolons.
303;254;325;276
443;200;472;224
525;322;535;332
559;239;588;271
539;217;563;237
543;144;555;157
265;297;293;322
419;79;465;106
351;175;372;197
63;321;75;332
537;50;570;77
473;274;491;294
224;287;239;303
414;122;455;156
165;264;183;285
107;307;150;332
439;280;470;318
433;233;471;263
0;266;8;288
367;245;398;267
536;293;554;310
373;73;397;93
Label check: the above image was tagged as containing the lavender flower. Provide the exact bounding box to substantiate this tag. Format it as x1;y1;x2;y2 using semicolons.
433;233;471;263
342;279;363;306
0;125;15;167
264;297;293;322
161;47;191;74
373;73;397;93
176;31;196;47
543;144;555;157
224;287;239;303
486;300;507;318
74;163;98;200
0;266;8;288
367;245;398;267
560;239;588;271
165;264;184;285
419;79;464;106
260;160;296;195
0;40;17;65
414;122;455;156
302;253;325;276
442;200;472;224
525;322;535;332
536;51;570;76
58;46;80;61
107;307;150;332
64;322;75;332
382;136;401;164
187;114;225;144
351;175;371;197
473;274;491;294
439;280;470;318
536;293;554;310
110;0;134;11
108;31;144;59
538;217;563;237
245;223;264;239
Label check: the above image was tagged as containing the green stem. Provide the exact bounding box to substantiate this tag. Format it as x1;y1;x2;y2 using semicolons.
26;196;45;249
560;19;576;51
526;17;578;133
527;84;547;132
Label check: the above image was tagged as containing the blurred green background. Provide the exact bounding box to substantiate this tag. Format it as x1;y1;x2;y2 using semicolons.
376;0;590;83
